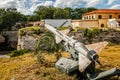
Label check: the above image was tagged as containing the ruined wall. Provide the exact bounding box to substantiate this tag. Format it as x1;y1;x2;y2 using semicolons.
17;35;39;50
17;27;41;50
97;29;120;44
73;29;120;44
1;31;18;49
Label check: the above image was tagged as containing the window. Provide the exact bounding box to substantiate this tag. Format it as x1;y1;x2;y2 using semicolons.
86;16;88;19
118;15;120;19
109;15;112;19
101;24;104;27
89;16;91;19
98;15;102;19
92;16;94;19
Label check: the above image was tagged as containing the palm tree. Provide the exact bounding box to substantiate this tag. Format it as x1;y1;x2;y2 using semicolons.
34;31;62;54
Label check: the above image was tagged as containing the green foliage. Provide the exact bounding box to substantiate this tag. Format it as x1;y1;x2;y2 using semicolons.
71;7;97;19
84;28;100;43
9;49;29;57
18;26;40;37
27;14;40;21
34;6;97;19
72;27;85;32
37;53;45;64
58;26;71;30
53;8;69;19
0;8;27;30
34;31;63;54
34;6;55;19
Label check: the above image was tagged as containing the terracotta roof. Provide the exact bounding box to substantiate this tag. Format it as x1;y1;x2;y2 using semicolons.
83;9;120;15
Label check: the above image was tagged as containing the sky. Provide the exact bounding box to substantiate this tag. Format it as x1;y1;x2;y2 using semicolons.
0;0;120;15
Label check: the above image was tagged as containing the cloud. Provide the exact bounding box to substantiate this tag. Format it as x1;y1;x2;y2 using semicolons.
0;0;17;8
110;4;120;9
54;0;70;8
0;0;119;15
107;0;115;5
54;0;85;8
54;0;104;8
44;1;54;6
84;0;103;7
0;0;54;15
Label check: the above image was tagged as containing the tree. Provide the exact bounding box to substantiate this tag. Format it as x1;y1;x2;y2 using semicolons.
27;15;40;21
34;6;97;19
53;8;69;19
0;8;27;30
64;7;72;18
34;6;55;19
71;7;97;19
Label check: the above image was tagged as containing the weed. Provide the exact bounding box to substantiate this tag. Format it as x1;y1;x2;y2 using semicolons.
9;49;29;57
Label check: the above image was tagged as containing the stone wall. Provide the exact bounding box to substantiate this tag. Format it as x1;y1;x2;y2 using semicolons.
72;20;99;28
17;35;39;50
0;31;18;49
73;29;120;44
17;27;40;50
97;29;120;44
80;20;99;28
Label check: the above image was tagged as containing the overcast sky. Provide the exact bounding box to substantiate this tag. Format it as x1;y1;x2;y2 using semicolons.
0;0;120;15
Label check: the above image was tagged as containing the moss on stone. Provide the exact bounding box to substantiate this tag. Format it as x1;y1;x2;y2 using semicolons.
18;26;40;37
58;26;71;30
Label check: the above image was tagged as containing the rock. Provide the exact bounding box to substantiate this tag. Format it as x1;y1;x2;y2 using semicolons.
17;35;39;50
0;35;5;43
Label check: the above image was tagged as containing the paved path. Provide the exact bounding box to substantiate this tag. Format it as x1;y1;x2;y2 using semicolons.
0;55;10;58
0;51;11;58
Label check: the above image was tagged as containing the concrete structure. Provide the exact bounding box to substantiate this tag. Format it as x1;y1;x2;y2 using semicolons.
44;19;71;28
72;9;120;28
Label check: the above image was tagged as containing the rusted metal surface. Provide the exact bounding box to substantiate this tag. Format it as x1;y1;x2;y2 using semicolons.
86;41;108;53
79;53;91;72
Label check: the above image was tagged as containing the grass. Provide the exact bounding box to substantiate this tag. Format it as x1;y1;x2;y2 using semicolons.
97;45;120;70
0;45;120;80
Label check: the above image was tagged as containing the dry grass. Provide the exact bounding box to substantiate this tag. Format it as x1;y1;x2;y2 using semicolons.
0;45;120;80
97;45;120;70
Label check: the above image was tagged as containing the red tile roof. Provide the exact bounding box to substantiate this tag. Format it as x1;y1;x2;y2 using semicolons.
83;9;120;15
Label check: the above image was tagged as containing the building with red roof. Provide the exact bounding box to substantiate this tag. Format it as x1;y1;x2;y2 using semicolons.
72;9;120;28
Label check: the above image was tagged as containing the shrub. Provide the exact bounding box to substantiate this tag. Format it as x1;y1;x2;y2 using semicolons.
84;28;100;43
9;49;29;57
34;31;63;54
58;26;71;30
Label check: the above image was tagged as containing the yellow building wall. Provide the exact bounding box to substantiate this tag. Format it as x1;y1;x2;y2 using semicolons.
95;14;120;19
80;20;98;28
83;13;120;20
98;19;108;28
72;20;98;28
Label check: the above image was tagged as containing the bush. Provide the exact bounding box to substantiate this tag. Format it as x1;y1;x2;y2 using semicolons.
84;28;100;43
34;31;63;54
58;26;71;30
9;49;29;57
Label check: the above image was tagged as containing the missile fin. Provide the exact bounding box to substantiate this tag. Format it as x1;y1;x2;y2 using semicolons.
85;41;108;54
79;53;91;72
55;35;62;44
